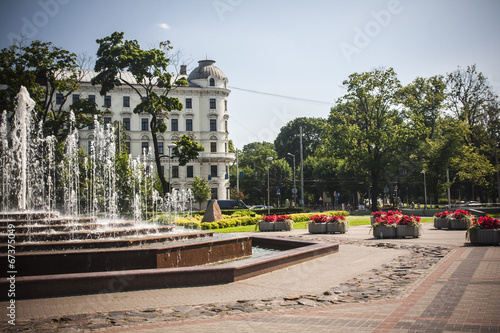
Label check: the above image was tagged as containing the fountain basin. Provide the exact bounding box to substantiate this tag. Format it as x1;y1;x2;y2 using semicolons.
0;237;339;299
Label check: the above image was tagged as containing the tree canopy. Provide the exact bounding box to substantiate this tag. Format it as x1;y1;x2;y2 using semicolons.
91;32;189;196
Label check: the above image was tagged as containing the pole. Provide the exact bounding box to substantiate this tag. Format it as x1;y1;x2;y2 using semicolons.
446;168;451;208
495;137;500;204
266;157;273;215
288;153;296;206
300;126;304;208
236;149;239;196
422;170;427;210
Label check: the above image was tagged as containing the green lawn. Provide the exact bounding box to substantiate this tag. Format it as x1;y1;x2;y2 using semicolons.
213;216;434;233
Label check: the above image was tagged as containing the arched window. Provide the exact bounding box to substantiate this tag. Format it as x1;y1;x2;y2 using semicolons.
209;78;215;86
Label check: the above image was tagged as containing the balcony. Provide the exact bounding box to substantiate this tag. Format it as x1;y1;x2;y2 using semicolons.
198;152;235;162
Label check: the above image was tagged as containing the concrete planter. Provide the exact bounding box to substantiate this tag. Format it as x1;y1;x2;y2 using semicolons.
373;225;397;238
274;221;293;231
327;222;347;234
434;218;449;229
396;225;421;238
258;221;293;232
469;229;500;245
308;223;327;234
450;218;471;230
258;222;274;232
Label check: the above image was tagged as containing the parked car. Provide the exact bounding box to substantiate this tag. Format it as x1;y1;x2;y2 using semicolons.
465;201;481;207
250;205;266;209
208;199;250;210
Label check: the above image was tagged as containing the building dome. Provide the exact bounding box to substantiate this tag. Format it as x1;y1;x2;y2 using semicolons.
188;60;227;86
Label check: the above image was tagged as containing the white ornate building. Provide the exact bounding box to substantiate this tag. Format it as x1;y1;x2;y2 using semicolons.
76;60;235;201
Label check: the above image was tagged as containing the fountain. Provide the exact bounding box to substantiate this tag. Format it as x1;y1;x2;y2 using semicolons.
0;87;339;300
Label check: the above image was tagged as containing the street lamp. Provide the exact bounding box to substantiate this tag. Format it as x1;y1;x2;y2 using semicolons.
160;143;177;194
421;170;427;210
266;157;273;215
287;153;296;207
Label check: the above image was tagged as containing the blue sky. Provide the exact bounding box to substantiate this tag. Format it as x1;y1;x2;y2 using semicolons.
1;0;499;149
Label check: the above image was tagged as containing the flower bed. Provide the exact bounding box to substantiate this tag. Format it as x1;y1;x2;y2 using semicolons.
371;210;402;225
308;214;348;234
433;211;452;229
449;209;472;230
371;213;421;238
257;214;293;232
467;216;500;245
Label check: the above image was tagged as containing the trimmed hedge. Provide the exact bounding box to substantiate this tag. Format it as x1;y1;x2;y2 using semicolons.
201;215;262;230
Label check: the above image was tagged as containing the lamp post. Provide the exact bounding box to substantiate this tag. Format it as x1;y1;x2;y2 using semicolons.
422;170;427;210
166;143;177;194
287;153;296;206
266;157;273;215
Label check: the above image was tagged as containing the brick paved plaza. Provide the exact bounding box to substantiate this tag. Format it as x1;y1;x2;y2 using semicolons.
2;223;499;332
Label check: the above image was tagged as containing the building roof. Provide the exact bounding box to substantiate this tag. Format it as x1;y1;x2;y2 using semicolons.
187;60;227;82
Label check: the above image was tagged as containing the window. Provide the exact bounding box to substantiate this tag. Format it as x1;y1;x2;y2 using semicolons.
158;142;164;154
123;96;130;107
209;98;216;109
209;78;215;86
210;165;218;178
104;95;111;107
88;95;95;103
186;165;193;178
72;94;79;104
185;98;192;109
210;119;217;131
141;118;148;131
56;93;64;105
123;118;130;130
88;122;95;130
186;119;193;131
141;142;149;154
172;166;179;178
210;142;217;153
125;142;130;154
225;142;228;152
171;119;178;131
211;188;218;199
104;117;112;129
225;120;228;132
225;100;227;111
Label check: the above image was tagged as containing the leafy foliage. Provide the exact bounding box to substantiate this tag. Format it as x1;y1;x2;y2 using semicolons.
92;32;188;195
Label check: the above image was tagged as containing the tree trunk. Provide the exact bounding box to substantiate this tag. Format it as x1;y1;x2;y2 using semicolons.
151;116;169;196
371;171;379;212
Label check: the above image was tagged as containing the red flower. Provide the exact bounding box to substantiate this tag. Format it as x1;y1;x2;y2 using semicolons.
472;216;500;229
310;214;329;223
435;211;453;218
375;215;399;225
398;215;421;225
452;209;471;219
330;215;346;223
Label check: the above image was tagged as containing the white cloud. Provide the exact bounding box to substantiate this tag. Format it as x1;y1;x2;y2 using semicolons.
157;23;170;30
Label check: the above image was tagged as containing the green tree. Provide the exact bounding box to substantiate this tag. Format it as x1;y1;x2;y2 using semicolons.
191;176;211;210
323;68;407;212
446;64;497;129
230;142;277;205
172;135;204;166
0;40;100;152
274;117;326;161
399;75;446;140
91;32;188;196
